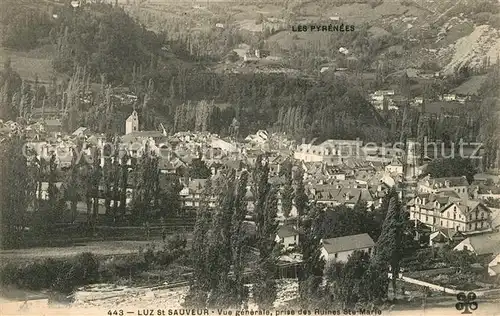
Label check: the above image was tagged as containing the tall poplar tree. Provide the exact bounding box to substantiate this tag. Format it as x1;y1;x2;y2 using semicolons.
280;159;294;220
373;191;404;297
252;155;279;309
298;203;325;308
185;170;250;309
185;177;213;308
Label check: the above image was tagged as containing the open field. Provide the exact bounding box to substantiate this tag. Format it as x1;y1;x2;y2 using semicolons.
0;236;194;264
0;45;56;83
0;240;161;262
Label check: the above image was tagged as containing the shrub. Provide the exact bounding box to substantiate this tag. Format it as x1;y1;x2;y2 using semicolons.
143;246;156;267
369;0;383;9
166;233;187;252
0;253;100;293
100;255;147;280
255;14;264;25
228;52;239;62
473;12;492;25
0;263;21;286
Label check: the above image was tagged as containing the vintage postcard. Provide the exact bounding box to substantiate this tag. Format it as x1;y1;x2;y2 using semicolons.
0;0;499;315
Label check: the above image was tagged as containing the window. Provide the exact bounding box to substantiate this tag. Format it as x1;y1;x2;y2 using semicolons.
447;212;450;218
475;223;478;230
425;215;428;222
481;213;484;219
469;214;472;221
456;225;460;231
441;220;443;226
464;245;468;251
481;222;484;228
334;253;338;259
433;218;436;224
453;213;456;220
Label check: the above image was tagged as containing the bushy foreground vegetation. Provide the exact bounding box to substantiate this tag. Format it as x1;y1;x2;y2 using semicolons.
0;234;188;294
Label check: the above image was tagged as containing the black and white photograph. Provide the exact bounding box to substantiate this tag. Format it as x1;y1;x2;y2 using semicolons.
0;0;499;315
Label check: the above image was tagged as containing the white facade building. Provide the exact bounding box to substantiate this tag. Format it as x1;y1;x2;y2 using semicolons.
125;110;139;135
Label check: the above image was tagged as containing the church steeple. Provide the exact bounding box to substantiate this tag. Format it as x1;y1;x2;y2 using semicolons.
125;110;139;135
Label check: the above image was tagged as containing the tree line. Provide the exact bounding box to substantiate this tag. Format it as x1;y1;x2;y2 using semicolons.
185;155;413;309
3;1;499;149
0;133;183;248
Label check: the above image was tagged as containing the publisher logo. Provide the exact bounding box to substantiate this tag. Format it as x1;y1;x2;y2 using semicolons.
455;292;478;314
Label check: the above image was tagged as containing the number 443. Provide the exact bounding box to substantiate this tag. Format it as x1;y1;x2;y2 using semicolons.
108;310;124;316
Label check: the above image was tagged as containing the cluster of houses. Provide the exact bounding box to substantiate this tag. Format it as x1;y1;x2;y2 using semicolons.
369;89;472;112
3;106;500;277
369;74;487;119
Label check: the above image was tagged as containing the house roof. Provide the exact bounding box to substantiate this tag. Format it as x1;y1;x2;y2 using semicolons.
435;228;465;240
491;208;500;229
44;119;62;126
277;225;299;238
430;231;449;243
491;264;500;275
188;179;207;192
438;190;461;199
121;131;165;142
72;127;88;136
440;200;489;216
474;173;500;182
428;176;469;188
322;233;375;254
126;111;138;121
466;233;500;256
315;187;374;204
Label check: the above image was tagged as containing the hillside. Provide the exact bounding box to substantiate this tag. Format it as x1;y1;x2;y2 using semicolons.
122;0;500;75
1;0;498;145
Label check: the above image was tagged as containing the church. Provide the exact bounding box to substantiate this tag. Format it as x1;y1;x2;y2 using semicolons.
122;110;167;145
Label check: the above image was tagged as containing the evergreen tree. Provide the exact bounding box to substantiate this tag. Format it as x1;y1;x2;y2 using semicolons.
48;153;58;220
294;168;308;221
252;156;279;309
298;203;325;308
90;146;102;229
111;138;121;222
66;139;84;223
184;178;213;308
0;134;30;247
188;155;211;179
253;185;279;309
119;151;129;220
333;251;371;308
280;159;294;219
230;170;250;306
103;140;113;218
373;192;404;297
185;171;250;309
